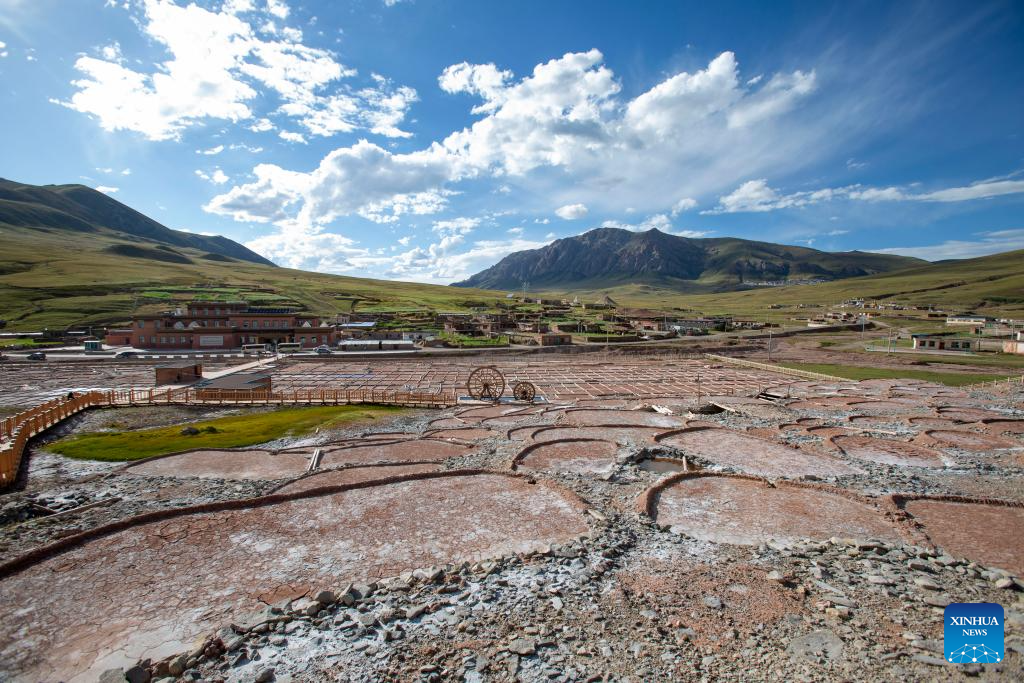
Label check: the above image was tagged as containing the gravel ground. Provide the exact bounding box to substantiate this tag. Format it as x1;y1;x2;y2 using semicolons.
1;378;1022;682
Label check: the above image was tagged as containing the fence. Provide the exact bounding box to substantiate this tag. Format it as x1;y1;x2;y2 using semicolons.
964;375;1024;391
1;386;458;490
703;354;846;382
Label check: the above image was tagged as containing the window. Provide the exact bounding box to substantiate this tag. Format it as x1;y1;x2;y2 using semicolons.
151;336;157;343
243;320;249;328
137;321;144;328
181;336;187;344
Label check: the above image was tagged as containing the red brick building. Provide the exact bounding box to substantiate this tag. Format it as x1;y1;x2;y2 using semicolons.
129;301;338;350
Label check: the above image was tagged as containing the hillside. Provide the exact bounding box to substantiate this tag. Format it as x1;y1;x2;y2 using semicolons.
0;178;274;266
452;228;922;292
0;183;507;329
536;249;1024;319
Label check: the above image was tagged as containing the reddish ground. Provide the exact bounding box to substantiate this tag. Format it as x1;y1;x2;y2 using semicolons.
0;474;589;683
904;499;1024;575
515;439;619;474
318;439;472;467
274;463;441;494
832;436;947;468
656;428;863;478
652;476;901;545
125;449;311;480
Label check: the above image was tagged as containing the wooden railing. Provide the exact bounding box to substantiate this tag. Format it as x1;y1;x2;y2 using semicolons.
1;386;458;490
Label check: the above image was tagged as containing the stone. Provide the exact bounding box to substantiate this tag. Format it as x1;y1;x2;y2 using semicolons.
703;595;723;609
167;655;187;676
923;595;951;608
254;668;276;682
866;575;895;586
179;426;200;436
913;577;941;591
406;604;428;620
995;578;1017;590
787;630;844;663
313;590;336;605
125;666;151;683
99;670;127;683
766;571;787;583
508;638;537;656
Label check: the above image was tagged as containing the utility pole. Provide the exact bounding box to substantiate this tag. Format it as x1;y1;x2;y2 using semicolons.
767;328;773;362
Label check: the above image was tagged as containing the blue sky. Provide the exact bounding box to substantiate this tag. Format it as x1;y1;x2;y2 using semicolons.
1;0;1022;283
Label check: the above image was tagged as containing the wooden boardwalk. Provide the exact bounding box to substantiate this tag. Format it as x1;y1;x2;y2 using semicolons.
0;386;457;489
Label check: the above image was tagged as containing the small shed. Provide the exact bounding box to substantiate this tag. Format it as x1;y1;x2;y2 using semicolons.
201;372;273;392
155;362;203;386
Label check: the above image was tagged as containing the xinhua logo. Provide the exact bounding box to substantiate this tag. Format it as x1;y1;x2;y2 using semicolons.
944;603;1004;664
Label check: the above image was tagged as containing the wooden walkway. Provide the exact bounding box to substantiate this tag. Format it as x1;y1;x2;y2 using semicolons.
0;386;457;490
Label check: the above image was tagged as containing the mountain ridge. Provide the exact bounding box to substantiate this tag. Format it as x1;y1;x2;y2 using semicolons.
452;227;924;292
0;178;274;267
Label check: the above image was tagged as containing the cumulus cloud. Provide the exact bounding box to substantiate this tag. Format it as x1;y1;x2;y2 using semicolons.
95;185;119;194
555;203;588;220
195;168;230;184
706;176;1024;214
197;144;224;155
55;0;417;141
670;197;698;216
216;48;831;274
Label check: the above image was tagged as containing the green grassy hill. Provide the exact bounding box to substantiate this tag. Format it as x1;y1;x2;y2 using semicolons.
540;249;1024;319
0;224;506;329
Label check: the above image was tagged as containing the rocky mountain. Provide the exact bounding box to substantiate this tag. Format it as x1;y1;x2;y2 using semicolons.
0;178;274;266
452;228;924;292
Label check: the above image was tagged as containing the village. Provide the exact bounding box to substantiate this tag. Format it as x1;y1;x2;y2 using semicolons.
2;295;1023;358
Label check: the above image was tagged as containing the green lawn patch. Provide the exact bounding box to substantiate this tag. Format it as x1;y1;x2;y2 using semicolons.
776;362;1012;387
48;405;402;462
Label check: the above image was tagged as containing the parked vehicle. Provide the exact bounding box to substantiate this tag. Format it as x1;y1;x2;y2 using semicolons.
113;350;138;358
315;345;333;355
27;351;46;360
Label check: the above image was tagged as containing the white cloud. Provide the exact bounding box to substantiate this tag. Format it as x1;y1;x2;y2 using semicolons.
249;117;274;132
874;229;1024;261
507;226;523;236
265;0;289;20
195;168;230;184
206;139;453;229
600;213;674;232
706;176;1024;213
397;235;411;246
99;42;123;62
670;197;698;216
534;218;550;224
555;203;588;220
825;229;848;236
278;130;307;144
95;185;119;194
121;167;132;175
213;49;834;267
56;0;417;142
197;144;224;155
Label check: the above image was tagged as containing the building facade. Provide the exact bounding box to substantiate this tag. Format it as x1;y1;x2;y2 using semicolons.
129;301;338;350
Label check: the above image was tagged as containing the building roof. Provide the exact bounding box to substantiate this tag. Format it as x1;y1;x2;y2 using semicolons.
202;372;272;390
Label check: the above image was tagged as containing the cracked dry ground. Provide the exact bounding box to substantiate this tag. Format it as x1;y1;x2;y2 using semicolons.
0;369;1023;682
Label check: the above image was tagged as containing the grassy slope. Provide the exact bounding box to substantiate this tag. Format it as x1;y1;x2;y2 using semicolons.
47;405;401;461
539;249;1024;319
0;225;507;329
3;220;1023;330
776;362;1011;387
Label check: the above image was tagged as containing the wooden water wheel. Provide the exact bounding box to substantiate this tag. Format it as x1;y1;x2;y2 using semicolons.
466;366;506;401
512;381;537;402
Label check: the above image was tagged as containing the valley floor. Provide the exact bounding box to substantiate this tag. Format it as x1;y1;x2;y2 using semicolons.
0;353;1021;682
